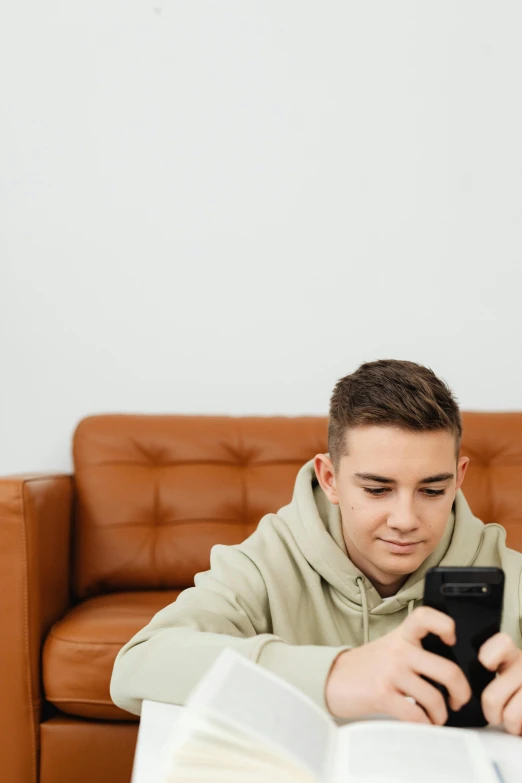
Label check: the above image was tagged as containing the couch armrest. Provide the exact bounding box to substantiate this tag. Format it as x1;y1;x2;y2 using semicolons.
0;474;73;783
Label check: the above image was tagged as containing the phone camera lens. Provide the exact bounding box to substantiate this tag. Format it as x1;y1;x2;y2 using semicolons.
441;584;460;595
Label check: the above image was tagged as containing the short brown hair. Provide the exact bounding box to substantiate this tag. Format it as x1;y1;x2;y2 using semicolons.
328;359;462;473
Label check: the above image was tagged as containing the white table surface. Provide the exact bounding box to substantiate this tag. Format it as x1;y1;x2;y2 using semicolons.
131;700;184;783
131;700;522;783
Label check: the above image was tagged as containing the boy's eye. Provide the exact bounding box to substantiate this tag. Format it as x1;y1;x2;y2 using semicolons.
363;488;389;496
363;488;446;497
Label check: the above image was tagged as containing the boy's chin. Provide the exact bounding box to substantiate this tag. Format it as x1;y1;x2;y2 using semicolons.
376;552;425;576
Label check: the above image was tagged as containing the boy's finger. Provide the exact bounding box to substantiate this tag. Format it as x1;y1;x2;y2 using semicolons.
478;633;520;672
481;663;522;727
401;606;456;647
411;647;472;711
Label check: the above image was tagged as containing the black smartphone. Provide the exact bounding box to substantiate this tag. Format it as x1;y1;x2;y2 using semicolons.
421;566;504;727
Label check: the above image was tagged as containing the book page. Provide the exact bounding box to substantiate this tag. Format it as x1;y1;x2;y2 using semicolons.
160;706;317;783
331;721;497;783
185;648;336;782
478;726;522;783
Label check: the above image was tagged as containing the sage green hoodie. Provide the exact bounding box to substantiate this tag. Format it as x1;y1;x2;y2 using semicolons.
110;457;522;716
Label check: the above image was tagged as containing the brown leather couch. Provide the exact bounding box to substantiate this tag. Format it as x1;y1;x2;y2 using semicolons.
2;412;522;783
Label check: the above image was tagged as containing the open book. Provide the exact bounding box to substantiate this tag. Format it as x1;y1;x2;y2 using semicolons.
151;648;521;783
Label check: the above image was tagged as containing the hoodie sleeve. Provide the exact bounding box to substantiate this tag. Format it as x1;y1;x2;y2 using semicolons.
110;539;350;716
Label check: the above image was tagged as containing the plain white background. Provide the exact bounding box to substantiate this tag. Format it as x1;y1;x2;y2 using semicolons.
1;1;521;474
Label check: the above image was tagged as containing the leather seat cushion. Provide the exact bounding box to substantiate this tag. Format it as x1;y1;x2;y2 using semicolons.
43;591;180;720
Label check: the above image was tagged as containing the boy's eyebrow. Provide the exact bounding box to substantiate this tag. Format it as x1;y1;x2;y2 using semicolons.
354;472;455;484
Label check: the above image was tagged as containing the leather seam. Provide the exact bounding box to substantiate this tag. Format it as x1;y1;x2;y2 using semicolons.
151;473;159;584
46;697;124;706
78;518;246;529
76;458;309;469
47;633;130;646
519;566;522;639
239;421;248;534
20;483;38;783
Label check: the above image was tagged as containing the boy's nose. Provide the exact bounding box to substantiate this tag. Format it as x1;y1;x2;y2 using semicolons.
386;499;419;531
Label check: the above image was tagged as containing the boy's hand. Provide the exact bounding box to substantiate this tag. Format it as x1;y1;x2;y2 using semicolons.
325;606;472;724
479;632;522;735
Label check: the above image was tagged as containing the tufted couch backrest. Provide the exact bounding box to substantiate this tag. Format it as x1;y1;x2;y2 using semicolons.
73;415;327;597
72;412;522;598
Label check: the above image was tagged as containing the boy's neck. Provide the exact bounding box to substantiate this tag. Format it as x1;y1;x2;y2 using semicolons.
372;573;410;598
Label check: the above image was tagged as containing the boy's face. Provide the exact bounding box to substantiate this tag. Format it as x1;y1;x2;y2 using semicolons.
314;426;469;596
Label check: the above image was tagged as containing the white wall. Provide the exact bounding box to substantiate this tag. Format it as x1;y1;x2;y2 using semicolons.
2;1;522;475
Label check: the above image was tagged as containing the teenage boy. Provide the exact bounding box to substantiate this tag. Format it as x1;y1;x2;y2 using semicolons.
111;360;522;735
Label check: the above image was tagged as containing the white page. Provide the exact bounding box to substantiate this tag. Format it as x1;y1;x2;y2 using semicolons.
160;706;316;783
331;721;498;783
478;727;522;783
185;648;336;782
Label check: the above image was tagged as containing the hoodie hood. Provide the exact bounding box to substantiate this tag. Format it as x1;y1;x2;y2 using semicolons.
278;456;488;624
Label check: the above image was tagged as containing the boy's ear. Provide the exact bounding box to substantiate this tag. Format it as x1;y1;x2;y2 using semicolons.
455;455;470;491
314;453;340;505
